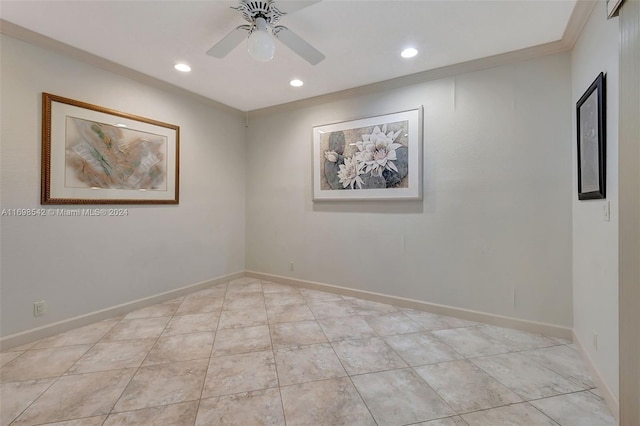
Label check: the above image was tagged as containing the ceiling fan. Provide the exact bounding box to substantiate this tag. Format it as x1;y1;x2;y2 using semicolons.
207;0;325;65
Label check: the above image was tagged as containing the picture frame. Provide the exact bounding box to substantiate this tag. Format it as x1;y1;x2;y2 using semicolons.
42;93;179;204
576;73;606;200
312;107;423;201
607;0;623;18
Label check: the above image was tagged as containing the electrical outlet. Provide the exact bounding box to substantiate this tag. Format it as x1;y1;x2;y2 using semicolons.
33;301;46;317
593;331;598;351
289;262;294;271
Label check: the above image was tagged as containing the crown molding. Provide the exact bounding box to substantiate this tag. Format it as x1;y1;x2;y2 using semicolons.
562;0;599;49
249;0;599;117
0;19;243;116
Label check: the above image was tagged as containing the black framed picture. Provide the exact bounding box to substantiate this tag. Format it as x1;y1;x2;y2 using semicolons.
576;72;606;200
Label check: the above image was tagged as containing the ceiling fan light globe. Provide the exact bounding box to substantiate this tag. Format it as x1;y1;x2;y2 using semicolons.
248;29;275;62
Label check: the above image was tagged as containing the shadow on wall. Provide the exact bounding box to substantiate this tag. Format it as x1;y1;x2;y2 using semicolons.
312;200;424;214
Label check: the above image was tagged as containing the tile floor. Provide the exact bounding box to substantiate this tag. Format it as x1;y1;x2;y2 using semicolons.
0;278;617;425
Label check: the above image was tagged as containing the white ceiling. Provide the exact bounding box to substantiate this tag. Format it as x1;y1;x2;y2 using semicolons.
0;0;577;111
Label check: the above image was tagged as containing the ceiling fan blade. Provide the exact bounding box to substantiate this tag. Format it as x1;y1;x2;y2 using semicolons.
207;25;250;58
277;1;322;15
273;26;325;65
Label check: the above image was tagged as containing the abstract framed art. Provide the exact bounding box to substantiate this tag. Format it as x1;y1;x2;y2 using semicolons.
312;107;423;201
576;73;606;200
42;93;179;204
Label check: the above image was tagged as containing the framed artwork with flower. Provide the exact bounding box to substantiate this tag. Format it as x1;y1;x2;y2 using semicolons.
312;107;422;200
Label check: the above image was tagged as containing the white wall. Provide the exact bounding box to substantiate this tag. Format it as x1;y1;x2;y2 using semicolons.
571;3;620;399
246;53;573;327
0;34;247;337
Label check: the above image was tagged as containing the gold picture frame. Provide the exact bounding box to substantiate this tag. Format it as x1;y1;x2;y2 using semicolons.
42;93;179;204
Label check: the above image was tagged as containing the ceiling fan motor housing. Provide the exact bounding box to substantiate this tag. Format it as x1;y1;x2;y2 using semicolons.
234;0;285;25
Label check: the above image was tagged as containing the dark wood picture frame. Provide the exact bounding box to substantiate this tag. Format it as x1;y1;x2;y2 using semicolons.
576;72;606;200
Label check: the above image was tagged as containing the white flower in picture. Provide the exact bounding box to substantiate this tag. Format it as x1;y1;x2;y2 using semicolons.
355;124;402;177
337;156;365;189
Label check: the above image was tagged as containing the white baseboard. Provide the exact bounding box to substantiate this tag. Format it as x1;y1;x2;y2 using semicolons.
0;271;244;351
572;331;620;424
1;269;573;350
246;270;573;340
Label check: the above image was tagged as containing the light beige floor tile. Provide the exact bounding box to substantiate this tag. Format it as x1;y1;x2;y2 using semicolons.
331;337;407;375
175;293;224;315
196;284;228;298
347;299;398;315
415;416;469;425
274;343;347;386
318;316;377;341
530;390;617;425
280;377;376;426
307;300;357;319
103;401;198;425
472;352;585;400
2;280;611;425
12;369;135;425
113;359;208;412
270;320;327;348
461;402;557;425
143;332;214;366
222;292;265;311
33;319;119;349
123;298;183;320
227;277;260;287
590;387;605;398
266;303;315;323
521;345;596;389
212;325;271;356
264;292;307;308
477;325;558;351
364;312;423;336
1;345;92;383
262;281;300;294
39;416;107;425
0;378;56;426
202;350;277;398
196;388;284;426
352;368;455;425
0;351;23;367
384;332;463;366
415;360;522;413
403;310;478;330
162;312;219;336
219;307;268;329
67;339;156;374
2;341;39;352
431;327;511;358
102;317;171;342
299;288;343;303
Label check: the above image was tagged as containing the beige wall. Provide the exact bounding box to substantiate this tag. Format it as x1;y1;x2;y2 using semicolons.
246;53;573;327
618;0;640;422
571;2;620;401
0;34;247;337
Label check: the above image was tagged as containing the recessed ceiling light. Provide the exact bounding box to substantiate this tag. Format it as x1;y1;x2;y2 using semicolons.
174;63;191;72
401;48;418;58
290;79;304;87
